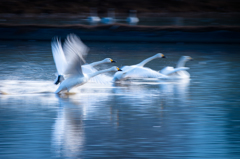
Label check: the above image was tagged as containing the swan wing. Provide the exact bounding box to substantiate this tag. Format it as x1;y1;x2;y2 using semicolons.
82;64;97;75
121;65;133;71
164;67;189;76
63;34;89;64
82;65;112;84
63;34;88;77
160;66;175;75
124;67;165;79
88;74;112;84
51;38;67;75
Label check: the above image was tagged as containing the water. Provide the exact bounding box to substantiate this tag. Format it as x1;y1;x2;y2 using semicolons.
0;41;240;158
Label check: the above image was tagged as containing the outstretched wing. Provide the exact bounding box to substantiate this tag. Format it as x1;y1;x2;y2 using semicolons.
63;34;89;64
63;34;89;77
124;67;166;79
163;67;189;76
82;65;112;84
51;37;67;75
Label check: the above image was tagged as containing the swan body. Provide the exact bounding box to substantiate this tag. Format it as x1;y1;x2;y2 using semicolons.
87;8;100;24
160;56;193;78
126;10;139;24
88;16;101;23
101;17;115;24
112;53;167;82
101;8;115;24
55;66;122;93
126;17;139;24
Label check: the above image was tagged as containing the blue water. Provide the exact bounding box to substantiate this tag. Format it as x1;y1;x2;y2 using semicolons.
0;41;240;158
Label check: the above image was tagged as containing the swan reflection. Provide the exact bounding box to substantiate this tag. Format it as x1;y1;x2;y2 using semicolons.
52;96;84;158
112;78;190;109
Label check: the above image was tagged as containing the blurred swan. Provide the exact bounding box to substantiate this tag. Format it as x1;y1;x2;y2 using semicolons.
101;8;115;24
87;8;100;24
52;36;116;85
160;56;193;78
112;53;167;82
126;10;139;25
52;34;88;85
55;64;122;93
52;34;122;93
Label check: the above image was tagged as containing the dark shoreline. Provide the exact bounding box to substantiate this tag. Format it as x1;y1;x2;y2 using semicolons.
0;24;240;43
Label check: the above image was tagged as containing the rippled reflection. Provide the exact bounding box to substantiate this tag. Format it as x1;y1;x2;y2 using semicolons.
52;96;84;158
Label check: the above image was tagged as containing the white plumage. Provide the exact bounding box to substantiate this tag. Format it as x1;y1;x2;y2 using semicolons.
112;53;167;82
51;34;122;93
160;56;193;78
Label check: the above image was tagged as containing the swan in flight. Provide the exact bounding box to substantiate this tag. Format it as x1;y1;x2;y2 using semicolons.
52;34;122;93
112;53;167;82
52;37;116;84
160;56;193;78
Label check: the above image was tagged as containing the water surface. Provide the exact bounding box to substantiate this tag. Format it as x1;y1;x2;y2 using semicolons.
0;41;240;158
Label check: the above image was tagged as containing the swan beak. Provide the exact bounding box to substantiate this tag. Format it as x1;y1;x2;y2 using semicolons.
162;54;166;58
110;59;116;63
189;57;193;60
117;67;122;71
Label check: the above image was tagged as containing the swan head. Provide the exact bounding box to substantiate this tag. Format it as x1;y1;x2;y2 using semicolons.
104;58;116;63
156;53;166;58
182;56;193;62
110;66;122;72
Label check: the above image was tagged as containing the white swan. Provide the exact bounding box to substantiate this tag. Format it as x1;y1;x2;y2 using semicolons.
52;37;116;84
126;10;139;25
52;35;88;85
160;56;193;78
55;66;122;93
87;8;100;24
112;53;167;82
52;34;122;93
101;8;115;24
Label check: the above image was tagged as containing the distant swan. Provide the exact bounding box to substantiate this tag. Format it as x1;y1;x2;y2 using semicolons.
126;10;139;25
52;37;116;84
112;53;167;82
160;56;193;78
87;8;100;24
101;8;115;24
52;34;122;93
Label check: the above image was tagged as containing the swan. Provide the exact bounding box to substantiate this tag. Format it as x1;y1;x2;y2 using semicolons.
52;37;116;84
52;35;88;85
87;8;100;24
101;8;115;24
52;34;122;94
55;66;122;93
160;56;193;78
126;10;139;25
112;53;167;82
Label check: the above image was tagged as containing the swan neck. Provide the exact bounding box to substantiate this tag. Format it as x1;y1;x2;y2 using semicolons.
89;60;104;67
89;68;111;78
137;55;158;67
176;57;186;68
